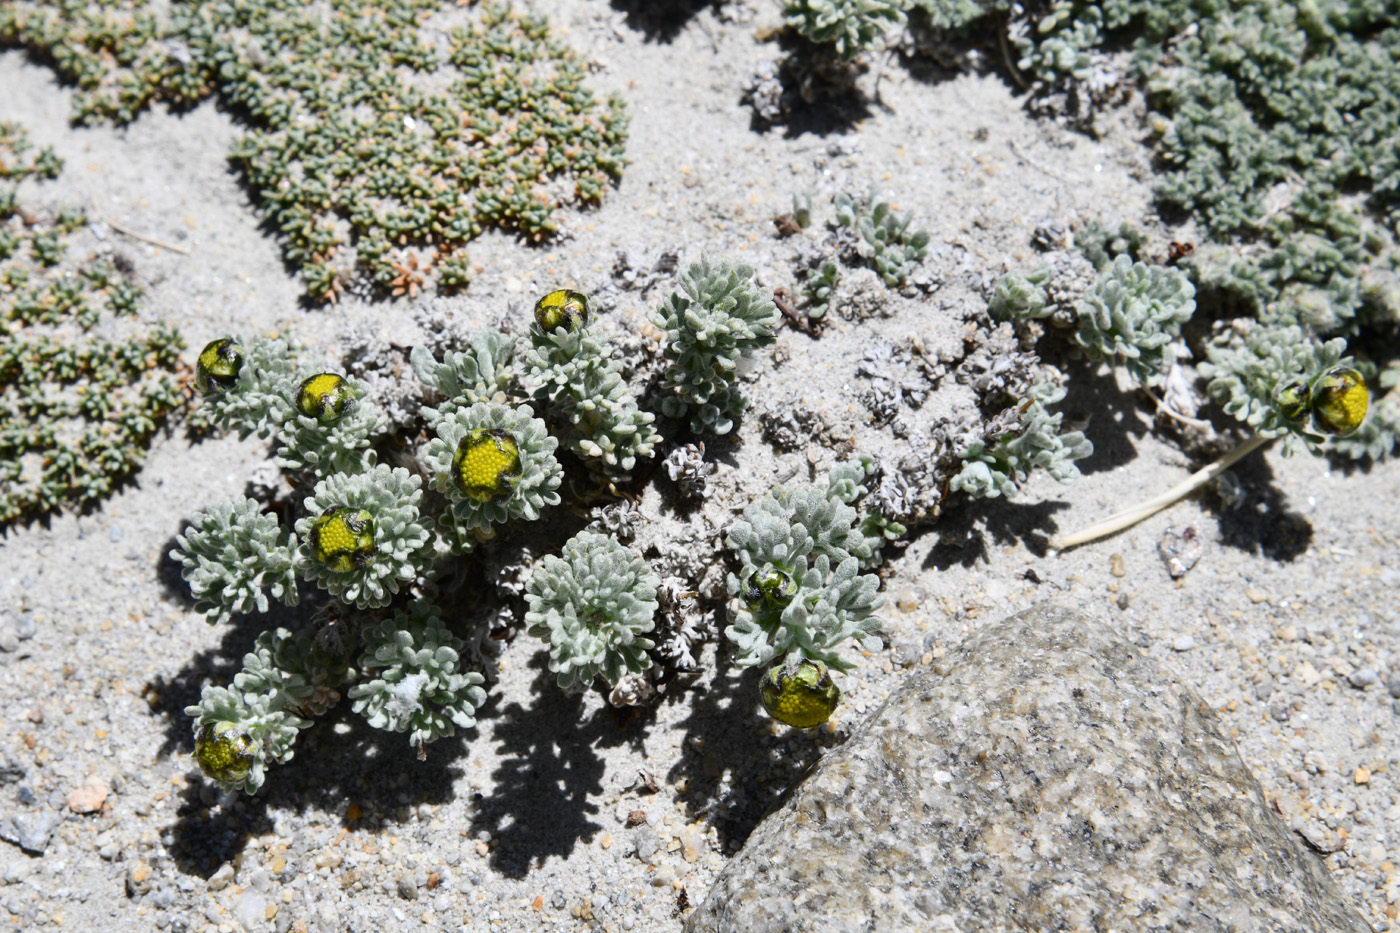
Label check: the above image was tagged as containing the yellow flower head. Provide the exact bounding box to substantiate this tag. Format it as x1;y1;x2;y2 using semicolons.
308;507;375;573
194;721;255;784
195;338;244;394
1310;367;1369;436
295;372;355;423
453;429;522;503
760;658;841;728
533;288;589;334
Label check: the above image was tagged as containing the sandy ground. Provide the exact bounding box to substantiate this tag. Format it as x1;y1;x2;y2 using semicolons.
2;2;1399;931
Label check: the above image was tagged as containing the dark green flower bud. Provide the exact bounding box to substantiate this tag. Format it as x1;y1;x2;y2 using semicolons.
760;658;841;728
196;338;243;394
534;289;589;334
295;373;355;424
1274;379;1311;423
741;566;797;611
308;507;375;573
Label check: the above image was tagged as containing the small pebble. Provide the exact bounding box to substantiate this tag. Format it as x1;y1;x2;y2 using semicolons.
1386;674;1400;699
1172;635;1195;652
14;616;35;640
1349;668;1378;689
66;774;108;813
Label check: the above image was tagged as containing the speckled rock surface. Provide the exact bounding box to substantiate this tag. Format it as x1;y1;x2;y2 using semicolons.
687;604;1371;933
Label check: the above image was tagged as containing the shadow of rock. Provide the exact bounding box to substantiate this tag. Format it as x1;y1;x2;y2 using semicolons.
609;0;719;42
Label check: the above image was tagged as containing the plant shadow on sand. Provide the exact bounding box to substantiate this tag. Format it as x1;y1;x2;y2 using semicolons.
609;0;722;43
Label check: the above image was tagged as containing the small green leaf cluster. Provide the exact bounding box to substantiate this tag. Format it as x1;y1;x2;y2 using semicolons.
0;122;185;526
348;604;488;751
186;628;351;794
951;388;1094;499
908;0;1008;32
172;499;299;625
1074;254;1195;387
725;461;886;672
524;531;660;689
833;187;930;288
650;256;780;434
2;1;628;301
411;330;522;422
783;0;910;62
988;265;1054;322
523;294;659;477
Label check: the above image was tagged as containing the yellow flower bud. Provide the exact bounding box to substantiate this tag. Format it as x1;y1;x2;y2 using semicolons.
452;429;521;503
196;338;243;394
295;372;355;423
740;566;798;611
760;658;841;728
308;507;375;573
1310;366;1369;436
533;288;589;334
193;721;255;784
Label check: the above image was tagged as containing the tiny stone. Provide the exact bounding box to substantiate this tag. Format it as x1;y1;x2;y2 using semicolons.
126;862;154;897
108;526;123;543
66;774;108;813
14;616;35;640
1356;767;1372;785
207;862;235;891
1349;668;1378;689
1172;635;1195;652
396;875;417;900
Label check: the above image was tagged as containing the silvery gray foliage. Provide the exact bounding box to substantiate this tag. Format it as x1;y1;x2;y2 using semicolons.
274;378;387;478
1199;320;1353;452
725;462;884;671
203;337;300;440
650;255;780;434
348;604;487;750
525;531;660;690
834;187;930;287
523;311;659;476
419;402;562;552
951;387;1093;499
988;265;1054;322
856;343;931;424
411;330;521;426
293;465;434;609
784;0;910;63
1074;254;1196;387
170;498;299;625
663;442;716;500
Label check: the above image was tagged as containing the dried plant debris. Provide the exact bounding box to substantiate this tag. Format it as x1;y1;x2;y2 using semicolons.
0;122;185;525
2;1;628;301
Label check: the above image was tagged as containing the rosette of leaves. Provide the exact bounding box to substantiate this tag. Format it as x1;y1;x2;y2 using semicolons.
951;388;1094;499
275;375;387;478
293;465;433;608
524;531;659;689
348;604;487;752
725;463;885;671
411;330;522;426
834;187;930;287
649;256;780;434
170;498;299;625
988;265;1054;322
185;684;310;796
1199;321;1358;452
524;297;659;477
420;402;562;551
200;336;300;440
1073;255;1196;387
783;0;910;63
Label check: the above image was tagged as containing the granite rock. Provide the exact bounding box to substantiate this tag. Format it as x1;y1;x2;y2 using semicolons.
687;604;1369;933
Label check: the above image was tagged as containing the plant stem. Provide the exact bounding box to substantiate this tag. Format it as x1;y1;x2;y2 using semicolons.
1050;434;1272;550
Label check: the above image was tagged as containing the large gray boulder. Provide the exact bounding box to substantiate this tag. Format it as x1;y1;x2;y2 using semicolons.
687;604;1368;933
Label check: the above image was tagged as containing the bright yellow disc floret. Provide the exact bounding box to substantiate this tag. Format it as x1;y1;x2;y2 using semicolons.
194;722;255;784
452;429;522;503
295;372;354;423
308;507;375;572
1310;367;1369;436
